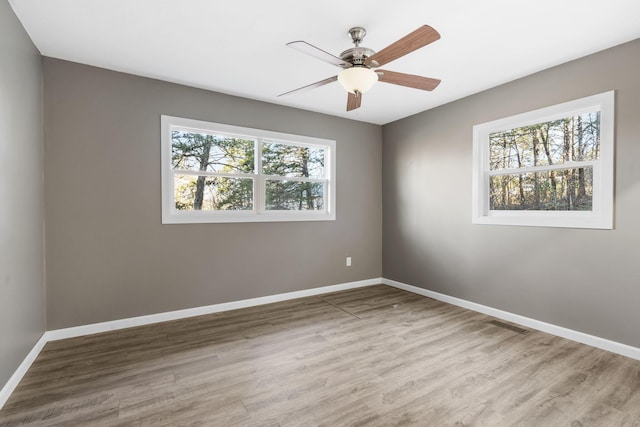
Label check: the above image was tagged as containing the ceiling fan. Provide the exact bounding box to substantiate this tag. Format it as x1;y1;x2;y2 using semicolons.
279;25;441;111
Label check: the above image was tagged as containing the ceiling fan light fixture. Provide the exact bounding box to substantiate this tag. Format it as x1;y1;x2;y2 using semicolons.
337;67;378;94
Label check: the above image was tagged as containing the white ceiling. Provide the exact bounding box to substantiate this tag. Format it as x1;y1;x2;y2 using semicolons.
9;0;640;125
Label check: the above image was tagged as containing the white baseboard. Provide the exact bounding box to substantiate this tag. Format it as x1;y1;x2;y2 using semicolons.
46;278;381;342
382;278;640;361
0;333;48;410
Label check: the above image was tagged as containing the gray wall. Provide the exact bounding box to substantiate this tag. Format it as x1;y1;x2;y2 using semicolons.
43;58;382;329
382;38;640;347
0;2;45;388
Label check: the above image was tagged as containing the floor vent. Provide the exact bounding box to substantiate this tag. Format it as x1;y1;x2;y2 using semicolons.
488;320;528;334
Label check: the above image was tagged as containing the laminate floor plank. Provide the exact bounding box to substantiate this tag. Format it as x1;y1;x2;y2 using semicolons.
2;284;640;426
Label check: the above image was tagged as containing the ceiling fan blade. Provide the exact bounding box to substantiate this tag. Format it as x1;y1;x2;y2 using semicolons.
377;69;441;91
287;41;352;68
365;25;440;67
278;75;338;97
346;91;362;111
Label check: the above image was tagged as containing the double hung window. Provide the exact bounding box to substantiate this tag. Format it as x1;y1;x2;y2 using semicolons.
472;91;614;229
161;116;336;223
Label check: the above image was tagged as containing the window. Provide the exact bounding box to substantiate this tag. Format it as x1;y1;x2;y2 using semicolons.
161;115;336;223
472;91;614;229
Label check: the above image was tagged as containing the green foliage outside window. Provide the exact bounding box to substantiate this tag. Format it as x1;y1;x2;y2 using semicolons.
171;131;254;211
171;131;326;212
488;113;599;211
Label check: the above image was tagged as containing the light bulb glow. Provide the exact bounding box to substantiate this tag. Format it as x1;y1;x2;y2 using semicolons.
337;67;378;94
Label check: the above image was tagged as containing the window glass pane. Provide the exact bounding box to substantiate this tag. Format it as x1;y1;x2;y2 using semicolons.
174;175;253;211
262;142;325;178
171;130;254;173
490;167;593;211
265;180;324;211
489;112;600;171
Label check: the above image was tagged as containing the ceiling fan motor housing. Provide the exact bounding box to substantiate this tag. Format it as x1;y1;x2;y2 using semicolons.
340;47;376;66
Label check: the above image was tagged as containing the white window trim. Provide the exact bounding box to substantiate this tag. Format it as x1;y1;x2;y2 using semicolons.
161;115;336;224
472;91;614;229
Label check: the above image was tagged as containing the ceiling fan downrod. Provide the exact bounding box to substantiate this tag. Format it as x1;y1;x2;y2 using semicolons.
341;27;377;67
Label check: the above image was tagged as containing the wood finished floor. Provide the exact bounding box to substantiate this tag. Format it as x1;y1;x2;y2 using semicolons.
2;285;640;426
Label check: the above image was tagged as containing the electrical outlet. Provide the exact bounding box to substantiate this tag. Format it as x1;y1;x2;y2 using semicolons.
346;256;352;267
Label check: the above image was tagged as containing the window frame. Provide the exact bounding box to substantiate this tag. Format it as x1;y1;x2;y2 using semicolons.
472;91;614;229
161;115;336;224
